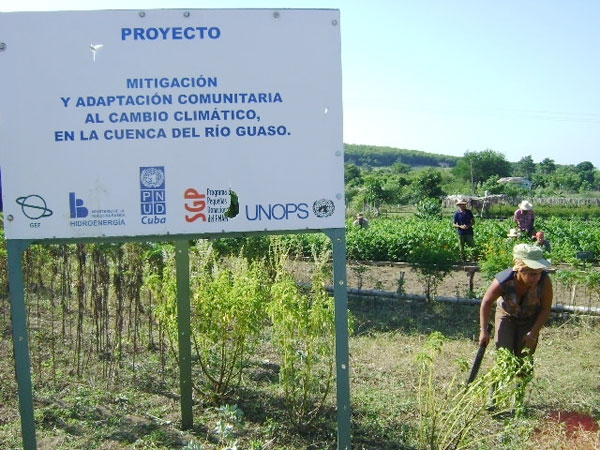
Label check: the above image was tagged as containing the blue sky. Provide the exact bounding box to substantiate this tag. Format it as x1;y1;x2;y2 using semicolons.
2;0;599;167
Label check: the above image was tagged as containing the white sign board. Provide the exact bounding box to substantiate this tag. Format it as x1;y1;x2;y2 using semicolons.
0;9;344;239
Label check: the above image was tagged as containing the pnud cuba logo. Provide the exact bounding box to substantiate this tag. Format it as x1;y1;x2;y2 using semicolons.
140;166;166;224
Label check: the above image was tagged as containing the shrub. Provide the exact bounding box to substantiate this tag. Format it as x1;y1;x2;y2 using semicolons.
268;248;340;427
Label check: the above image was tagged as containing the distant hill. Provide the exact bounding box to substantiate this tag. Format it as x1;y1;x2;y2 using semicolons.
344;144;460;168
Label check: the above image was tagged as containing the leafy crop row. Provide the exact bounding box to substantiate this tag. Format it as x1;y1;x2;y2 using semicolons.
213;216;600;268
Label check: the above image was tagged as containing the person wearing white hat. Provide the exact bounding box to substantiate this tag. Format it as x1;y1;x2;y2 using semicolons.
507;228;520;239
514;200;535;236
478;244;553;408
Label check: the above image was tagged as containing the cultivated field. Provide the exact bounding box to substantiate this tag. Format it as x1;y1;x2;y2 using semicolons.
1;244;599;449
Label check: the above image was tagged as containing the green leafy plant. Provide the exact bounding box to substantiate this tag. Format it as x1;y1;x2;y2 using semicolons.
268;248;339;428
415;332;492;449
190;243;270;401
150;241;270;401
414;334;538;450
415;198;443;219
479;239;514;282
213;404;244;447
485;348;534;418
350;261;368;290
407;236;456;301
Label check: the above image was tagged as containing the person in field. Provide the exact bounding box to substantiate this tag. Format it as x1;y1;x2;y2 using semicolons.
352;213;369;229
533;230;551;253
453;198;475;259
506;228;520;240
478;244;553;407
514;200;535;236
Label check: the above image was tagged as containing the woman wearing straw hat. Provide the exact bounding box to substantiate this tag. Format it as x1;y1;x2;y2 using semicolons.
478;244;553;410
514;200;535;236
479;243;553;358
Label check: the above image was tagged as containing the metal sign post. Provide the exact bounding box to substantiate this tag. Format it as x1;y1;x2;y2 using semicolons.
7;240;36;450
327;228;351;449
175;239;194;429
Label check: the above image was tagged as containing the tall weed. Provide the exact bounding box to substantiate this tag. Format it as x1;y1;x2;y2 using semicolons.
415;333;537;449
268;246;339;428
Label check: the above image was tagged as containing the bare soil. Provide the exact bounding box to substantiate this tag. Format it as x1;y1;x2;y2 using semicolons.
288;259;485;298
287;259;594;307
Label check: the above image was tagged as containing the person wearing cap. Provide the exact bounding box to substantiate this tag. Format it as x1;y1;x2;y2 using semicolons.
479;243;553;357
533;231;551;253
453;199;475;258
352;213;369;229
514;200;535;236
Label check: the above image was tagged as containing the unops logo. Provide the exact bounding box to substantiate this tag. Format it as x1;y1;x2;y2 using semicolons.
140;166;166;224
245;202;309;221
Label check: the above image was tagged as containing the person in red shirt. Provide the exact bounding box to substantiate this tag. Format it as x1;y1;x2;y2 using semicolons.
514;200;535;236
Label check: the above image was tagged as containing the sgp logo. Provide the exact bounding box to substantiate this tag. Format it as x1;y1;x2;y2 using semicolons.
184;188;206;222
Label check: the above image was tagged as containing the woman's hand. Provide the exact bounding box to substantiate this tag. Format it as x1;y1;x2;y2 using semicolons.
523;330;538;349
479;328;490;346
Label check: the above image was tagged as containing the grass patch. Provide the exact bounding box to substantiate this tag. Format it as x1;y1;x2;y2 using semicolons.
1;294;599;448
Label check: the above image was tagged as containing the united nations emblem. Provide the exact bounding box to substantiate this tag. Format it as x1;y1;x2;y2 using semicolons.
312;198;335;218
140;167;165;189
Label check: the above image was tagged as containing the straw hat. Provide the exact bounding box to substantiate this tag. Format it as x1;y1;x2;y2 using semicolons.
513;244;551;269
518;200;533;211
507;228;520;238
455;198;467;206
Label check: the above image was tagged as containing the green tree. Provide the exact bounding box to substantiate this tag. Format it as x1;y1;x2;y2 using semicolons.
345;163;361;184
531;173;551;189
594;171;600;191
363;174;387;210
537;157;556;175
411;168;445;200
576;161;595;185
391;161;412;174
452;150;511;189
479;175;503;195
382;173;409;205
550;166;581;192
515;155;535;178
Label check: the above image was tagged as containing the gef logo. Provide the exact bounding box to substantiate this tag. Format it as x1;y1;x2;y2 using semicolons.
69;192;88;218
184;188;206;222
